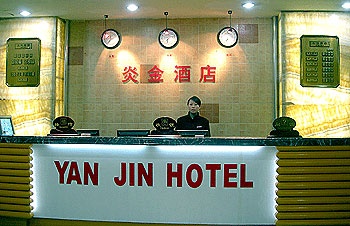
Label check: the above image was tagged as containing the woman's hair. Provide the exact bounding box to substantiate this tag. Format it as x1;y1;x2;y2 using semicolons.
187;96;201;106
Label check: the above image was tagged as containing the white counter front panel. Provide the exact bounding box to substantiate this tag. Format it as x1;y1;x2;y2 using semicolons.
31;144;277;225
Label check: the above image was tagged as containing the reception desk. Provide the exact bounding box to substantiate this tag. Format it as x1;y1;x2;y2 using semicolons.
0;136;349;226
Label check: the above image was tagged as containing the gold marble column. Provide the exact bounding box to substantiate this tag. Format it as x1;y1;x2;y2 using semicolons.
0;17;66;136
279;12;350;138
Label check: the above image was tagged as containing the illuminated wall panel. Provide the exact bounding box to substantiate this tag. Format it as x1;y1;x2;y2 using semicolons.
0;18;66;135
279;12;350;137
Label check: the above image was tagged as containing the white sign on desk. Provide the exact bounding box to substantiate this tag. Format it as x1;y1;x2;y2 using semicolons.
31;144;277;225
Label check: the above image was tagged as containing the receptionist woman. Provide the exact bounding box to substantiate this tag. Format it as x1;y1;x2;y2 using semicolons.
176;96;211;136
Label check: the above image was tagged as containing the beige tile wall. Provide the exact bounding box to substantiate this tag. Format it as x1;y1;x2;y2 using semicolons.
67;18;274;137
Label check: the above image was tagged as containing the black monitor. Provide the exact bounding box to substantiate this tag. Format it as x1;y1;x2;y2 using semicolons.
0;116;15;136
176;130;209;137
116;129;150;137
77;129;100;136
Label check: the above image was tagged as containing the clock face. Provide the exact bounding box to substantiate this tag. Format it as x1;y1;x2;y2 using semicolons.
101;29;122;49
217;27;238;48
158;28;179;49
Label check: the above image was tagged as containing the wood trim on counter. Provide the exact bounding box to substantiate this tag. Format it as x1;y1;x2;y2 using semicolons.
0;144;33;220
275;146;350;225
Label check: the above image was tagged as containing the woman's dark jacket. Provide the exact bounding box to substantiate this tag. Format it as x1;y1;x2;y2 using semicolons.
176;112;210;136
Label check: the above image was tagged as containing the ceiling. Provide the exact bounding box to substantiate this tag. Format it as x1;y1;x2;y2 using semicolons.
0;0;348;20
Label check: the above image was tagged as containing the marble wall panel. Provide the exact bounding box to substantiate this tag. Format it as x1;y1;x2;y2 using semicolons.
0;18;66;135
279;12;350;137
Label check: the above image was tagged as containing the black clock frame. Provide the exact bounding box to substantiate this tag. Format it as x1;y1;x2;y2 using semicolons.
158;28;179;49
101;29;122;49
217;26;239;48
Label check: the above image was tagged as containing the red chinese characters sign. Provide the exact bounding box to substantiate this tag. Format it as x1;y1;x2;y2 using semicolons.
122;66;139;83
174;65;191;83
123;64;216;84
148;65;164;83
200;65;216;83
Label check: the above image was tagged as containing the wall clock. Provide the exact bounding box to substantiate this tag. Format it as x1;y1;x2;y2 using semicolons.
101;29;122;49
158;28;179;49
217;26;238;48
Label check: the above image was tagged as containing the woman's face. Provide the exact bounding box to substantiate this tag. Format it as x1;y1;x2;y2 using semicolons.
187;99;200;114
